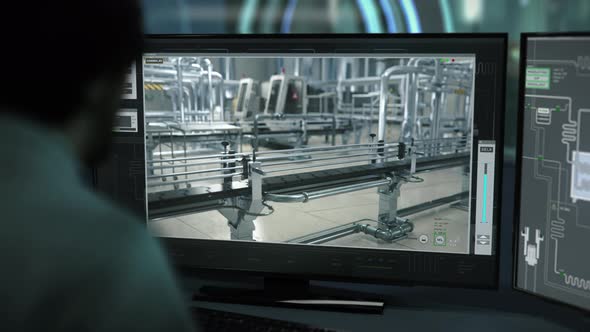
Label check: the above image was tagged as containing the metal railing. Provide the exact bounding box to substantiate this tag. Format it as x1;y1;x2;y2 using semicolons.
145;135;471;192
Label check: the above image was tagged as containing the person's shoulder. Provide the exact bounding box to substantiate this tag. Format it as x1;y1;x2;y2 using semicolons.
46;190;196;331
52;187;151;249
56;188;171;279
84;192;144;230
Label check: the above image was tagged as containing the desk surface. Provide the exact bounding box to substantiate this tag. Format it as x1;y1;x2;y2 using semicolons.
186;278;589;332
192;301;572;332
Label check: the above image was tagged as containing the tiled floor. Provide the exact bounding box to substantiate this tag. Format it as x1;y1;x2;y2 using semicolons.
148;166;471;254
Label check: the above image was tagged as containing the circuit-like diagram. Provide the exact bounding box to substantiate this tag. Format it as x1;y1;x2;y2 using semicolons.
518;37;590;309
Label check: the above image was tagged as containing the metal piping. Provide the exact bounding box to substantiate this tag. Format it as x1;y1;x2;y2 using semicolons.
262;151;395;168
204;59;214;124
191;81;199;119
147;173;236;188
395;58;474;142
176;58;184;123
287;191;468;245
378;65;434;143
335;61;344;115
263;153;399;174
147;152;246;164
309;75;405;89
218;76;225;121
148;158;242;170
182;87;192;123
255;141;397;155
256;145;394;162
265;178;392;203
294;57;301;76
224;57;231;81
357;221;414;242
146;63;225;123
147;165;243;179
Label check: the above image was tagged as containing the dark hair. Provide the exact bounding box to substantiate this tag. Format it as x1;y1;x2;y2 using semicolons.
0;1;143;126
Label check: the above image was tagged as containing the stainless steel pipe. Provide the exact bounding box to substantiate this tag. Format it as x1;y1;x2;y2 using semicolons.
378;66;434;143
265;178;392;203
147;165;243;179
147;173;237;188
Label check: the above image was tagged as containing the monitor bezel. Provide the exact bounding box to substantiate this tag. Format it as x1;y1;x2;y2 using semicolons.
513;31;590;313
141;33;508;289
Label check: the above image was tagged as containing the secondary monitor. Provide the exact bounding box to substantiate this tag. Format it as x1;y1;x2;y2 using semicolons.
515;33;590;311
96;34;507;288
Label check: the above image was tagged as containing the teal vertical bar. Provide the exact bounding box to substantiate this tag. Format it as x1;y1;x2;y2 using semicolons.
482;174;488;223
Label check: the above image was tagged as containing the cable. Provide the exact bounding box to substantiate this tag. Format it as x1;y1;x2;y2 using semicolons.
406;175;424;183
223;201;275;217
354;218;378;224
399;173;424;183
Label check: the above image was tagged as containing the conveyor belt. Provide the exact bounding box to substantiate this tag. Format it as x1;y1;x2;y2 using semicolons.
148;152;469;219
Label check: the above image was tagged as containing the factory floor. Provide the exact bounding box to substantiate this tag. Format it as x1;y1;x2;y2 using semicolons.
149;166;471;254
147;122;472;254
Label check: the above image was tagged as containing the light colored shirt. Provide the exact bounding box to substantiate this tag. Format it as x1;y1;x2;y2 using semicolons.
0;115;195;331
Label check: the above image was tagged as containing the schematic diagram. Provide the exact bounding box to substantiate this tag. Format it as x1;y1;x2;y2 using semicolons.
517;37;590;309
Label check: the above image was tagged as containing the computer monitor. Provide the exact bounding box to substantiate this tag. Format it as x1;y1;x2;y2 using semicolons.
515;33;590;311
96;34;507;289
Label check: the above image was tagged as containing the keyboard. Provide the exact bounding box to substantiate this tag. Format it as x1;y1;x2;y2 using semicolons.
193;307;342;332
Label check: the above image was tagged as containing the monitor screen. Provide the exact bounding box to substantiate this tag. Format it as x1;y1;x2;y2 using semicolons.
515;33;590;311
96;35;506;287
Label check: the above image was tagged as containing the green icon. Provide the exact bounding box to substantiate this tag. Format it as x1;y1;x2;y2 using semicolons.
433;231;447;246
555;105;560;112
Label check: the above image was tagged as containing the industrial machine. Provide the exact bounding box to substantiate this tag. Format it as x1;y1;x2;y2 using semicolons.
234;78;260;122
95;35;506;307
264;74;307;115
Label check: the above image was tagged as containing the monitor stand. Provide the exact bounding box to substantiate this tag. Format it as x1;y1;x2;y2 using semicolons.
194;277;385;314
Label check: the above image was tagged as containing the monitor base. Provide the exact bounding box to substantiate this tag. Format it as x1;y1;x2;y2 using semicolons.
193;277;385;314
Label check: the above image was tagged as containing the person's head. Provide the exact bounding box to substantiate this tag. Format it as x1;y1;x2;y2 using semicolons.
0;1;143;165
